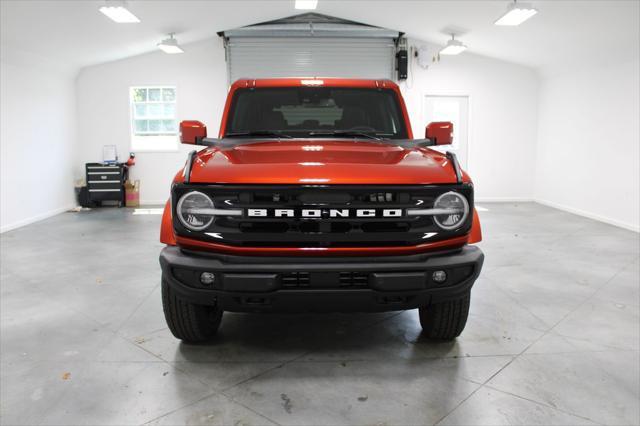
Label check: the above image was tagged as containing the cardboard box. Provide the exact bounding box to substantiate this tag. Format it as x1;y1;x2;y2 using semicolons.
125;180;140;207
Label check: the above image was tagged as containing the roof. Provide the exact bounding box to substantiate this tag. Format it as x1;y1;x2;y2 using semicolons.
218;12;401;39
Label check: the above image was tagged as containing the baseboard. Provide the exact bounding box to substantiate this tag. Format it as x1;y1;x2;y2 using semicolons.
534;198;639;233
475;197;533;203
0;204;75;234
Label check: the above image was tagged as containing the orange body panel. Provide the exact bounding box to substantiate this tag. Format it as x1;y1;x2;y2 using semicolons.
179;120;207;144
178;140;471;185
469;208;483;244
160;201;176;246
160;77;482;255
426;122;453;145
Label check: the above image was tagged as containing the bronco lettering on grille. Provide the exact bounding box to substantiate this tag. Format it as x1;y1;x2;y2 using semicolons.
247;209;404;218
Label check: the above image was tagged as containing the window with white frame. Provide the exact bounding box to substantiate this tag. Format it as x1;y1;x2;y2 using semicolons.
130;86;178;151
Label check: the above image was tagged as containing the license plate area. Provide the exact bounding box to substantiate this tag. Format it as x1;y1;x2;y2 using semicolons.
309;272;340;288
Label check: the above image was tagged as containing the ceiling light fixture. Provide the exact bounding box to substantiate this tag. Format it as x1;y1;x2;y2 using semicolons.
98;1;140;23
439;35;467;56
295;0;318;10
158;33;184;54
494;0;538;26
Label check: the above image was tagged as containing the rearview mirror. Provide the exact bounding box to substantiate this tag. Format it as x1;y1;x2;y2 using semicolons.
180;120;207;145
425;121;453;145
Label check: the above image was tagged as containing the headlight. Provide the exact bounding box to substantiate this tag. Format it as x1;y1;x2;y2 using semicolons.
433;191;469;230
176;191;214;231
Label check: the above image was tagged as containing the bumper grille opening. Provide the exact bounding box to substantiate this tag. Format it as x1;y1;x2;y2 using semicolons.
281;272;310;288
339;272;370;288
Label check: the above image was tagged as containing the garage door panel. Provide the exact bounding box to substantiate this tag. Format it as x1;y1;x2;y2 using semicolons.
227;37;395;82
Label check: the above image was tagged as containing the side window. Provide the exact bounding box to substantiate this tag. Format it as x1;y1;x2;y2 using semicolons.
130;86;178;151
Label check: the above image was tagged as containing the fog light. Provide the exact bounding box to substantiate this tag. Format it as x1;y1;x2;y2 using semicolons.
432;270;447;283
200;272;216;286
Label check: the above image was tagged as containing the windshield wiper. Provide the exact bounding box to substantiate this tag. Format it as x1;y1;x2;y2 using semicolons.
308;131;387;141
225;131;293;139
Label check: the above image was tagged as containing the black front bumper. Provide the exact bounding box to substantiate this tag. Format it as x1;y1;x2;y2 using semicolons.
159;245;484;313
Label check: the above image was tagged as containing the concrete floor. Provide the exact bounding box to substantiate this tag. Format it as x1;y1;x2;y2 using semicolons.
1;203;638;426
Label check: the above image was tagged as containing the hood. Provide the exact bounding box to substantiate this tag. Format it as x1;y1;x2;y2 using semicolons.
186;140;466;185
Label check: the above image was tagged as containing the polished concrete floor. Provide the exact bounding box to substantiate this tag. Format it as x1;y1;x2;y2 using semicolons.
1;203;638;426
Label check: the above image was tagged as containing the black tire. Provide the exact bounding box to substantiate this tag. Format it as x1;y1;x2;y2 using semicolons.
419;292;471;340
161;278;223;343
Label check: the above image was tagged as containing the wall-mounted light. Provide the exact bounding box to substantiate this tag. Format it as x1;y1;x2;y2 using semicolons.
158;33;184;54
439;35;467;56
99;0;140;23
295;0;318;10
495;0;538;26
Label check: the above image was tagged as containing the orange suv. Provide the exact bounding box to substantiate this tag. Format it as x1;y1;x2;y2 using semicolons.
159;78;483;342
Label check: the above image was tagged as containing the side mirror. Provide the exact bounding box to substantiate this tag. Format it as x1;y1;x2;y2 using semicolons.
180;120;207;144
425;121;453;145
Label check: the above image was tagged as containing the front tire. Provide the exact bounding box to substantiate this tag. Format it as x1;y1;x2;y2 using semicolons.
161;277;223;343
419;292;470;340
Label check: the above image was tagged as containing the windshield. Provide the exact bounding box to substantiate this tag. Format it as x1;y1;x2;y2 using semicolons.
225;87;408;140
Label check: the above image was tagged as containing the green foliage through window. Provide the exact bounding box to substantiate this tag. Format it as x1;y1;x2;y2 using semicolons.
131;87;177;136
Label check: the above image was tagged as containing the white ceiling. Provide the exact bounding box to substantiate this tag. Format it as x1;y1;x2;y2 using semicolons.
1;0;638;74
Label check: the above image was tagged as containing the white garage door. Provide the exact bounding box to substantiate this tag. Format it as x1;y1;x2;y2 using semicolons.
226;37;396;83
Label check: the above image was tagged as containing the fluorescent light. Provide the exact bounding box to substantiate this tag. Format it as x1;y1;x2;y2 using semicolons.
295;0;318;10
99;1;140;23
158;33;184;54
495;1;538;26
158;43;184;54
439;37;467;56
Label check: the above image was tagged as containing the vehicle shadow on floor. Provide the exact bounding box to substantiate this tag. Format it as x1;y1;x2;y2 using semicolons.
173;311;462;364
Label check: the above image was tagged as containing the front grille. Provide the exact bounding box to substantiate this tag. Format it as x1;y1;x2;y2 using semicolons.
173;184;473;248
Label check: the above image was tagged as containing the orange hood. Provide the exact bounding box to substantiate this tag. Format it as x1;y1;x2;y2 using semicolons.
182;140;467;185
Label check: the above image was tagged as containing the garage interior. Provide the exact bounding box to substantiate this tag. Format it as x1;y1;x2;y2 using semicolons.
1;1;639;425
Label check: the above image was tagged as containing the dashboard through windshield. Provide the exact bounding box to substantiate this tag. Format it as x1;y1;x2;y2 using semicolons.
225;87;409;140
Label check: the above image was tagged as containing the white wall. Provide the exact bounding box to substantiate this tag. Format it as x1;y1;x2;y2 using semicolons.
535;59;640;232
401;41;540;202
75;38;228;204
0;52;77;232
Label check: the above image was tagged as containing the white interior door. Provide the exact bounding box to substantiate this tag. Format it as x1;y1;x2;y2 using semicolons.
424;95;469;169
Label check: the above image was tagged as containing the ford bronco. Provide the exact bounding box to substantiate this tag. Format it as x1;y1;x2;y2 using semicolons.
159;78;483;342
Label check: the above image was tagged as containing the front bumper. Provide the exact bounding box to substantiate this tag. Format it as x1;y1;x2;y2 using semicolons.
159;245;484;313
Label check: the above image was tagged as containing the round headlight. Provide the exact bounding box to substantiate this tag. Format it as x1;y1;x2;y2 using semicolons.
176;191;214;231
433;191;469;230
